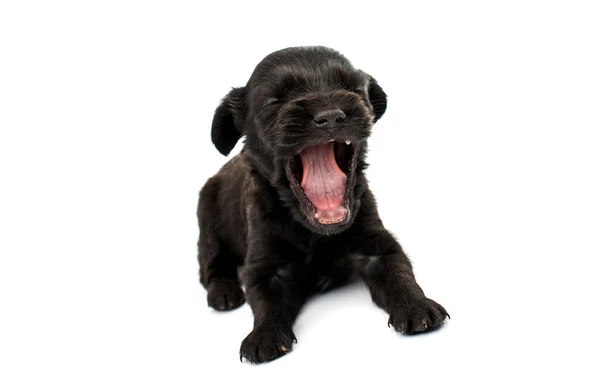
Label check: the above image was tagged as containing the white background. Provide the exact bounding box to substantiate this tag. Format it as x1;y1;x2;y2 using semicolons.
1;0;599;379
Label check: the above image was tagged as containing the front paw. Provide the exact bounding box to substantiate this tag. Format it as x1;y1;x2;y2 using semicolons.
239;325;297;364
388;297;449;335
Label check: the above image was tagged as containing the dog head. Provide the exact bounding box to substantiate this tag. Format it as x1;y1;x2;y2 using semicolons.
210;46;387;235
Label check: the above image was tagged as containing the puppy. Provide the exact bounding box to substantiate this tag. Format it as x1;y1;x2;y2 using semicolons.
197;46;448;363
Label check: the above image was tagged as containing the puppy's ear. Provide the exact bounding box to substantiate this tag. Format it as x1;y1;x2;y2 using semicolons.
367;77;387;124
211;87;246;156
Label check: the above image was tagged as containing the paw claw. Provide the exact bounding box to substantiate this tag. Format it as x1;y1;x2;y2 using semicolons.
388;298;448;335
240;326;296;364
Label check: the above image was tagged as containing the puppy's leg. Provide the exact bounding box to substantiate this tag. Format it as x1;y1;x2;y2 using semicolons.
354;229;449;334
197;180;244;311
239;259;307;364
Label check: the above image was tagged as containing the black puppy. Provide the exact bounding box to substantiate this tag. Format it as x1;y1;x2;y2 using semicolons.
198;46;448;363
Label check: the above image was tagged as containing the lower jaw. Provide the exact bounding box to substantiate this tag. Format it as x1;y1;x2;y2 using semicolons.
314;204;349;225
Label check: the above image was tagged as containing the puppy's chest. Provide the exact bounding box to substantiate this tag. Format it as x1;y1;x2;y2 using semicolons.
303;239;355;292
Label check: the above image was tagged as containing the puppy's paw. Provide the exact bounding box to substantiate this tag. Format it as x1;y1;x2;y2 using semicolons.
207;279;245;311
239;325;297;364
388;297;449;335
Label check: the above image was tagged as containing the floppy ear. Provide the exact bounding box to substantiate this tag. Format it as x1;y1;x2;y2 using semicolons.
367;77;387;124
211;87;246;156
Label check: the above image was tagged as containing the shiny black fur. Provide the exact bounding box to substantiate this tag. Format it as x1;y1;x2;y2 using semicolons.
198;46;448;364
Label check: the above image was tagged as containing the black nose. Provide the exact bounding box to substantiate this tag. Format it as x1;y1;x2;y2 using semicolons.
314;109;346;126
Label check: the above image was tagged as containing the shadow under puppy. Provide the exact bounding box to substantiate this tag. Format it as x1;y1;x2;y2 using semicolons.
198;46;448;364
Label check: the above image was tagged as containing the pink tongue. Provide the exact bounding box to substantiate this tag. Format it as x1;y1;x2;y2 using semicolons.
300;142;347;215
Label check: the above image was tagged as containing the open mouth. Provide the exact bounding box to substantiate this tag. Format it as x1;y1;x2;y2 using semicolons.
287;140;356;225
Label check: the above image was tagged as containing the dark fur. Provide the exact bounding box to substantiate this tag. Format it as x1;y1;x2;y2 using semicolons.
198;46;448;364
